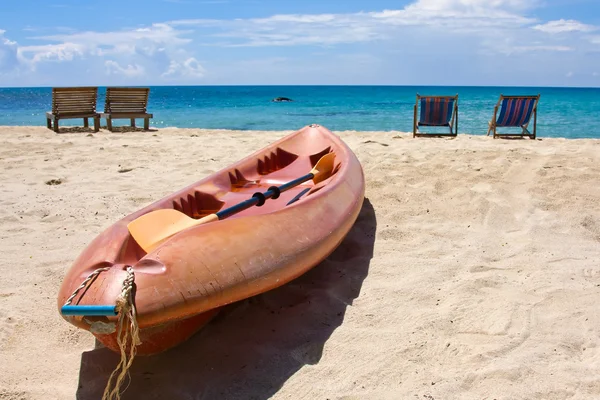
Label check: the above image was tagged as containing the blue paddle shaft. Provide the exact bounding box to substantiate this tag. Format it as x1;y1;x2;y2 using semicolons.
216;172;314;220
216;196;261;220
276;172;313;193
61;305;118;316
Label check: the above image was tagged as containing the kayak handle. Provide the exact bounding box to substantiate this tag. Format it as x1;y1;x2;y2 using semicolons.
61;305;118;316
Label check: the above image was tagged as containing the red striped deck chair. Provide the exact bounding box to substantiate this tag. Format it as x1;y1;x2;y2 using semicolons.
487;94;540;139
413;94;458;137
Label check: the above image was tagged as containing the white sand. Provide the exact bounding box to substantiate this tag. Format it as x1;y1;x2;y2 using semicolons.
1;126;599;400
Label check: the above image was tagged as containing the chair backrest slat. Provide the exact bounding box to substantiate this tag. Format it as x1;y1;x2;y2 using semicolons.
496;96;538;127
52;87;98;114
418;96;455;126
105;87;150;113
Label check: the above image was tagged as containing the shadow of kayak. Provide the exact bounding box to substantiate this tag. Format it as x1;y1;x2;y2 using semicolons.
76;198;376;400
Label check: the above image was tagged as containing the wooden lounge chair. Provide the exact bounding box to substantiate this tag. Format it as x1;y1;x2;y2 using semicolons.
46;87;100;133
102;87;153;131
413;94;458;137
487;94;540;139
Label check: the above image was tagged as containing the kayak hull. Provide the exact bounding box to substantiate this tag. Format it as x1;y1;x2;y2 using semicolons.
57;124;365;355
94;308;220;355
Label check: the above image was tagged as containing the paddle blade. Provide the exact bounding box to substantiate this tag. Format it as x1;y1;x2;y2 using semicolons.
310;152;336;184
127;210;218;253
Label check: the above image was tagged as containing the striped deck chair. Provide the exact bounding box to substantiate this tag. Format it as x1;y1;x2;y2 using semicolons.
413;94;458;138
487;94;540;139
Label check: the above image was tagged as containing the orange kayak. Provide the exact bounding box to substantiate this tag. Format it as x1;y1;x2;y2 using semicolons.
57;124;365;355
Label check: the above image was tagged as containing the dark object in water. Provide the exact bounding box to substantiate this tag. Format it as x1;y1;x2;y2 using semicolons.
273;97;293;102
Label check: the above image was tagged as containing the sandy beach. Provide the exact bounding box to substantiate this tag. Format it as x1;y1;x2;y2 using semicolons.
1;125;600;400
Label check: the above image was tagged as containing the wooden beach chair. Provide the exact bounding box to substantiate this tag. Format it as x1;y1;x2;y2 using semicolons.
413;94;458;138
46;87;100;133
102;87;153;131
487;94;540;139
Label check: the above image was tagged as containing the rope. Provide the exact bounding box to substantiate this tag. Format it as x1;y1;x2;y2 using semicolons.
63;267;111;306
102;266;140;400
64;266;141;400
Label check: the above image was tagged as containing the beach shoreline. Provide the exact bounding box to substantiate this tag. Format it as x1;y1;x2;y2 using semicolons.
1;125;600;399
2;85;600;139
1;124;598;139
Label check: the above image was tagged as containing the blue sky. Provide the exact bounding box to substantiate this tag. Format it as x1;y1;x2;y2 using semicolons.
1;0;600;87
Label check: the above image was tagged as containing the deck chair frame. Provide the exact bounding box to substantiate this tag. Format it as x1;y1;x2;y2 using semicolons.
413;94;458;138
487;94;540;139
101;87;153;131
46;87;100;133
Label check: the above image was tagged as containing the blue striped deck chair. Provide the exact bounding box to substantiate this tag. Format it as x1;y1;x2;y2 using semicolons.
413;94;458;137
487;94;540;139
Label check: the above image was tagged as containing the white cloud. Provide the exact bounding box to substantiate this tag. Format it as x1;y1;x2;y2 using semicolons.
533;19;597;34
497;44;573;55
0;30;19;73
36;23;189;45
370;0;539;32
30;23;191;57
169;1;538;49
589;36;600;44
2;0;600;86
12;23;200;79
18;43;85;68
1;30;17;46
172;15;381;47
7;23;192;76
162;57;205;78
403;0;538;16
566;71;573;77
105;60;145;77
3;0;549;71
409;0;535;9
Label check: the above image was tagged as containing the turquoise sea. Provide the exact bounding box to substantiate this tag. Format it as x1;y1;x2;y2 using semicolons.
0;86;599;138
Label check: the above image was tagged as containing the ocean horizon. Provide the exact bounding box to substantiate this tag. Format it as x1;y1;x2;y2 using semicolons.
1;85;599;139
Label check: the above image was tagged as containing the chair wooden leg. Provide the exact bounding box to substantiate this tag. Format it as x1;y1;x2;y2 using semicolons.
107;118;113;132
46;118;52;130
489;105;499;137
53;118;59;133
130;118;136;128
83;118;89;128
455;105;458;135
144;118;149;130
413;105;417;138
533;108;537;139
94;117;100;133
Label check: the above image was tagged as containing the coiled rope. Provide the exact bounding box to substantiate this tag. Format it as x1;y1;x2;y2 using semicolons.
65;266;140;400
102;266;140;400
63;267;111;307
